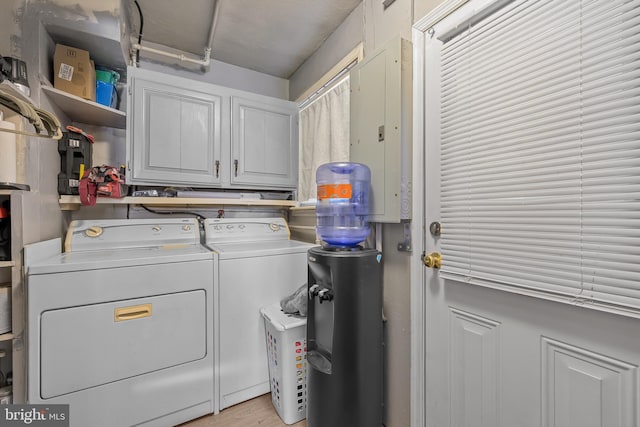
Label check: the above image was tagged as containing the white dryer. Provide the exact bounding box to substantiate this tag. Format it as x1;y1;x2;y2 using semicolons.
25;218;214;427
204;217;314;410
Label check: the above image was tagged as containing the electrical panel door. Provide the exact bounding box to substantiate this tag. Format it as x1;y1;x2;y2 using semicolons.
350;37;412;222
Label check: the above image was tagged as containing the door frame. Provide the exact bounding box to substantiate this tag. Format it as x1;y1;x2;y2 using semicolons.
410;2;472;426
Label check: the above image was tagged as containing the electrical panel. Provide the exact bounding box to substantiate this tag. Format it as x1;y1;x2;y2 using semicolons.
350;36;412;223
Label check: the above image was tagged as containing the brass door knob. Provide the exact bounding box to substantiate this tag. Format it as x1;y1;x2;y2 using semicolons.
423;252;441;269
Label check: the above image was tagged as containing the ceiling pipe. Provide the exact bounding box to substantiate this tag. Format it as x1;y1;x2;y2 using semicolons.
131;42;211;66
204;0;222;65
132;0;221;68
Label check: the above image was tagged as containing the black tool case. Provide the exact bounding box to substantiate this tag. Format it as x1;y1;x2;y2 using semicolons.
58;131;92;195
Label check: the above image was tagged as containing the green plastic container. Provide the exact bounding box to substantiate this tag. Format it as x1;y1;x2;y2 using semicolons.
95;68;120;108
95;69;120;84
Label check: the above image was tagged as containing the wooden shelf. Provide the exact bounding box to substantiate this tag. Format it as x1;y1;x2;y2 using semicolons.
59;195;297;210
41;85;126;129
0;333;13;343
290;205;316;211
288;225;316;230
0;262;14;268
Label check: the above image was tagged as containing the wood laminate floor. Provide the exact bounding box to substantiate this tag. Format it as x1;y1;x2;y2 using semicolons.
178;394;307;427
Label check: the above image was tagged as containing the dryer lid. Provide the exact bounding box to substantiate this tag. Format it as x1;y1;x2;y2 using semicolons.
27;244;213;275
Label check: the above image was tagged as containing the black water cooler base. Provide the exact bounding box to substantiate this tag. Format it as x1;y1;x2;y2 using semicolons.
306;246;384;427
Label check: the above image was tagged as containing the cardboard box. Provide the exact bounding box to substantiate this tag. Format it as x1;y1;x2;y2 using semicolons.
53;44;96;101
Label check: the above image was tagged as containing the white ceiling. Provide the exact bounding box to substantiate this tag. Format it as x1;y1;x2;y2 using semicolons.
133;0;361;79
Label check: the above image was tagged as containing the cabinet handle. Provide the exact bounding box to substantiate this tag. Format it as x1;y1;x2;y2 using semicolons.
215;160;220;178
234;159;238;177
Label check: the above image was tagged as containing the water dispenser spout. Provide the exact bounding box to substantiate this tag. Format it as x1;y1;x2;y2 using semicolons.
317;288;334;303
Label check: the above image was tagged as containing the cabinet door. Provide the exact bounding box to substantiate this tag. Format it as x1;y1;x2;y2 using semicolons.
129;76;222;186
231;96;298;188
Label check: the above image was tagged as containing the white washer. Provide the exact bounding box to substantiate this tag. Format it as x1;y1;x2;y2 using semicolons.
204;217;314;410
25;218;214;427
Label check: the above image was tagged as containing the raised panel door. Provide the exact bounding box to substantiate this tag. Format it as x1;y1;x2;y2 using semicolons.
231;96;297;188
417;8;640;427
128;70;222;186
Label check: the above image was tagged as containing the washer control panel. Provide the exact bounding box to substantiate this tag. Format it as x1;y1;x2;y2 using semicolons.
204;217;289;243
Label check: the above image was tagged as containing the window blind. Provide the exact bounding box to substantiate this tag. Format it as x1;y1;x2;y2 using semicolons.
438;0;640;315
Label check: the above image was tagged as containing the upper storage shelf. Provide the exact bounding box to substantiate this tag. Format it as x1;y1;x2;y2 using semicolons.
44;23;127;78
40;20;127;129
41;84;126;129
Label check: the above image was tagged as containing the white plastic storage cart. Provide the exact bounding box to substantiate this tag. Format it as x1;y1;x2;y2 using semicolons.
260;303;307;425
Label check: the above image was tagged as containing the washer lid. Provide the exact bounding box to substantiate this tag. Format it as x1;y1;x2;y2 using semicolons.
209;239;315;259
27;244;213;275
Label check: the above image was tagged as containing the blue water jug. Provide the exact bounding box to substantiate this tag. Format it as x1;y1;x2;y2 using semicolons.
316;162;371;247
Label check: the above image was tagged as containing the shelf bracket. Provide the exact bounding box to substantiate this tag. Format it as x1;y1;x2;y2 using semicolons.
397;222;412;252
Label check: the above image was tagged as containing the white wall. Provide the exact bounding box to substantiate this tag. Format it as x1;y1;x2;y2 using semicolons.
289;3;363;101
119;0;289;100
363;0;413;54
0;0;23;57
288;1;445;426
415;0;447;22
138;54;289;100
290;0;443;101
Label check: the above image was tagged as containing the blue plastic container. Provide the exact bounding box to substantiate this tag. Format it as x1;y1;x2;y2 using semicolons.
96;80;116;108
95;68;120;108
316;162;371;247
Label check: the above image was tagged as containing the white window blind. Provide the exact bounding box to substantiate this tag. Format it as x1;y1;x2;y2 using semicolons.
438;0;640;316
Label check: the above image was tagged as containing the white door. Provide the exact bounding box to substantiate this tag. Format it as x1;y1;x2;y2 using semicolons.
413;1;640;426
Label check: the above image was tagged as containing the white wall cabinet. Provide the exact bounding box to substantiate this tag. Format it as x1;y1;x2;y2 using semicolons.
231;96;298;188
128;70;223;186
127;67;298;190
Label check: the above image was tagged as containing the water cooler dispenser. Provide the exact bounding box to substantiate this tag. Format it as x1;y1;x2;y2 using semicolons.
307;247;383;427
306;162;384;427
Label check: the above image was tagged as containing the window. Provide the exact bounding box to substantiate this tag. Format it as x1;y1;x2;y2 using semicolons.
297;46;362;202
298;77;351;202
426;0;640;316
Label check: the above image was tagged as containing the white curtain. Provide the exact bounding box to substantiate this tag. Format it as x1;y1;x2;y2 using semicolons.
298;78;350;202
431;0;640;316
